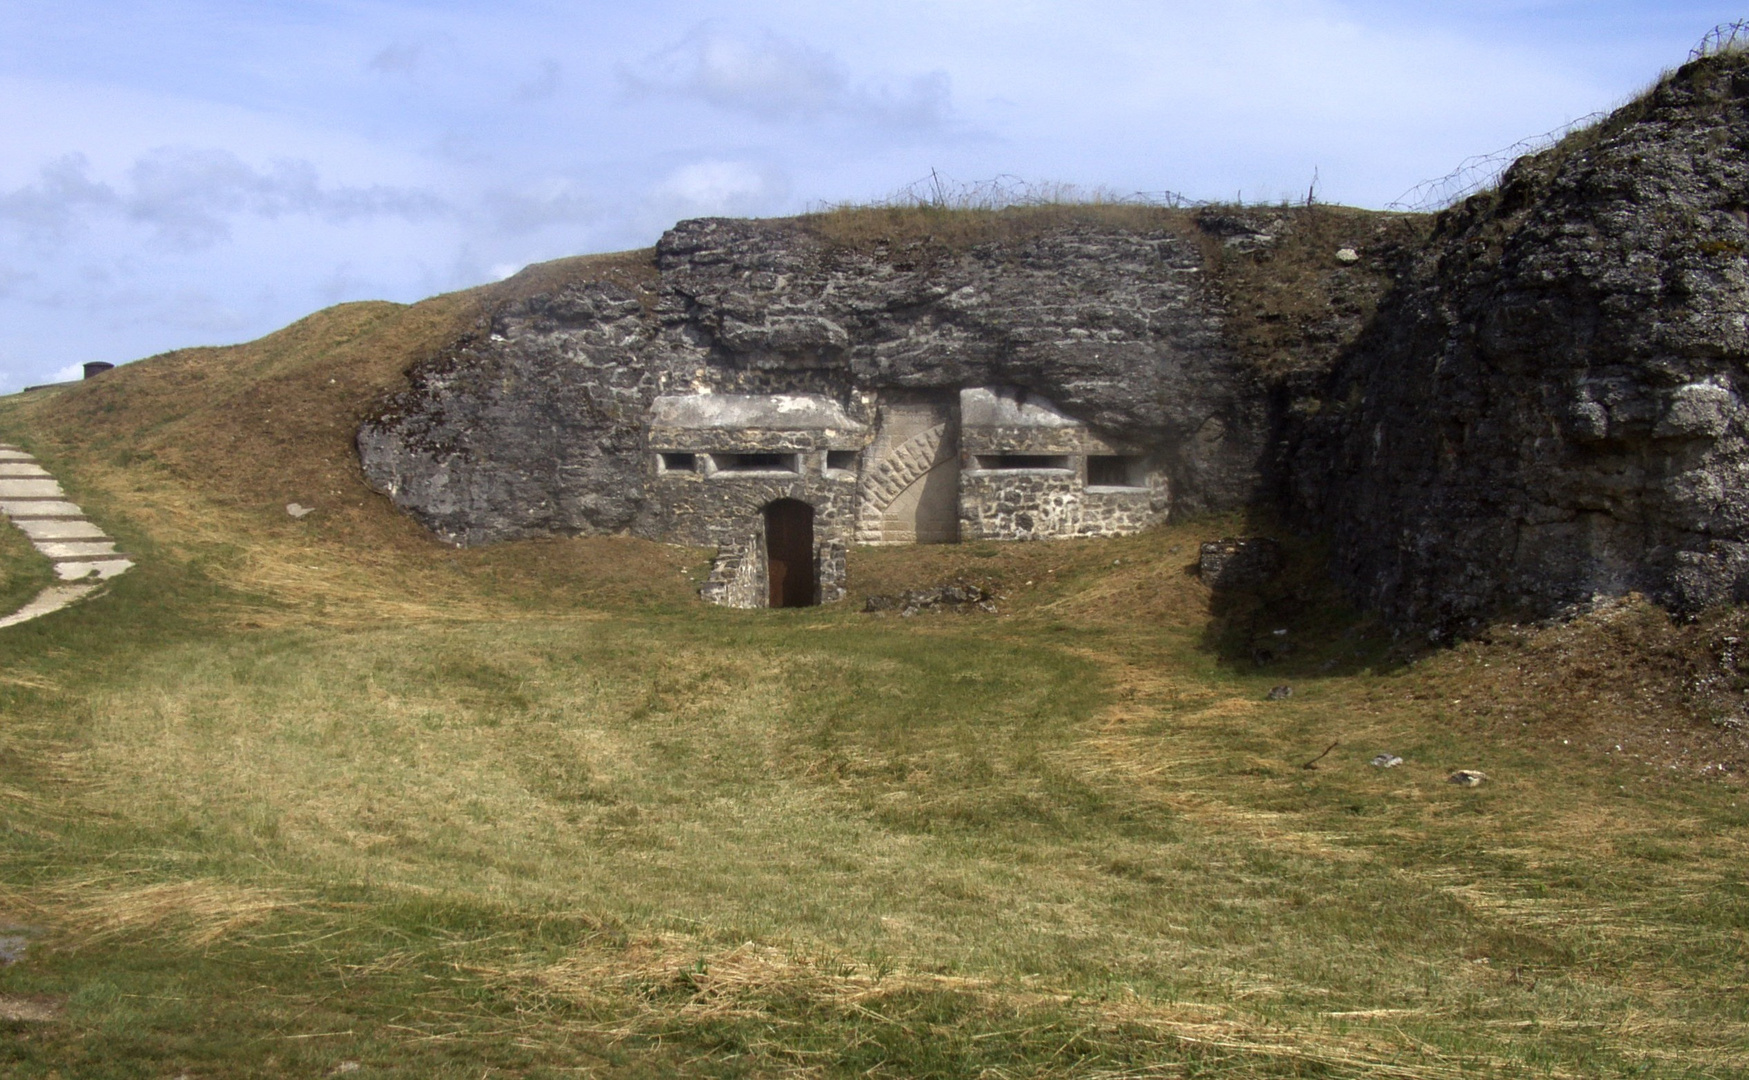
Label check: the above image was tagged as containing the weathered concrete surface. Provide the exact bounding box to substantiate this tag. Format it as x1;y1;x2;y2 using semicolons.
0;480;63;499
14;519;107;542
34;541;120;559
0;583;103;630
0;500;81;518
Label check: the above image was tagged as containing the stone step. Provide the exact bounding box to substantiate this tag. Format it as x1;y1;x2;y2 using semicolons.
53;558;133;581
0;500;84;518
0;583;102;630
39;541;121;559
0;463;51;478
0;479;64;499
0;450;35;462
13;519;108;542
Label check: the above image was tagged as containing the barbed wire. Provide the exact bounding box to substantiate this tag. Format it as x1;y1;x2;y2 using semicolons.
1384;111;1609;213
1692;20;1749;60
1387;19;1749;214
824;171;1209;213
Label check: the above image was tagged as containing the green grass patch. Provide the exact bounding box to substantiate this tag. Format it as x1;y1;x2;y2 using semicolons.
0;509;54;619
0;529;1744;1076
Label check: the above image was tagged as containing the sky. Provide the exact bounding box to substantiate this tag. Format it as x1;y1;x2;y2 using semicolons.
0;0;1737;390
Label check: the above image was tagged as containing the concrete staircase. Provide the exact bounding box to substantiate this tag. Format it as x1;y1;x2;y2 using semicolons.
0;443;133;628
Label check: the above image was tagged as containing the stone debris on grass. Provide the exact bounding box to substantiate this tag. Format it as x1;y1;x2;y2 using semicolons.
0;995;60;1022
1198;537;1282;590
865;583;998;617
287;502;316;519
1448;769;1488;787
1266;685;1293;700
1335;247;1361;263
1370;754;1403;768
0;935;27;965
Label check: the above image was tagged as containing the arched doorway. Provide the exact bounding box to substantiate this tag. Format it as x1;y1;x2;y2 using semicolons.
764;499;816;608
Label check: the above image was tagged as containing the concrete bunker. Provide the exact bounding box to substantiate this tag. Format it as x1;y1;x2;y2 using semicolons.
646;387;1170;608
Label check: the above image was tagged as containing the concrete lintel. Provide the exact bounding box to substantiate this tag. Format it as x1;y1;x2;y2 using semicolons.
649;430;865;453
960;386;1082;429
649;393;866;433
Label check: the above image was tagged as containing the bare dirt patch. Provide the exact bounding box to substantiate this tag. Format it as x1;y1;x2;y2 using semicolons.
0;995;62;1022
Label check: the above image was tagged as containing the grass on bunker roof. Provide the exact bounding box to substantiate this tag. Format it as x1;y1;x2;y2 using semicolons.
0;272;1744;1077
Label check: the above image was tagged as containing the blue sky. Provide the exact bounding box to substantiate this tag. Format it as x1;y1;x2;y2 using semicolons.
0;1;1735;390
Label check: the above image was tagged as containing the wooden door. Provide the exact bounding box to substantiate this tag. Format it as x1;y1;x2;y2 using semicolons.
765;499;816;608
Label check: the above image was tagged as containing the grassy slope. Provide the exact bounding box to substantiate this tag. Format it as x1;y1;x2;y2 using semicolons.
0;238;1742;1077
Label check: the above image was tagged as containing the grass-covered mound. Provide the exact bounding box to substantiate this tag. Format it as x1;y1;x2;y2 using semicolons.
0;249;1743;1076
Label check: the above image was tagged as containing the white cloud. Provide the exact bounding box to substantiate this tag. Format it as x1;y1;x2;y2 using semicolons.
481;178;595;235
368;42;424;74
650;160;790;219
516;59;563;102
0;149;451;251
620;24;953;131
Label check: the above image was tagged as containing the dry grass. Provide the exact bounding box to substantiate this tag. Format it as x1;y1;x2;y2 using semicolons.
41;878;304;948
489;935;1597;1080
0;237;1743;1076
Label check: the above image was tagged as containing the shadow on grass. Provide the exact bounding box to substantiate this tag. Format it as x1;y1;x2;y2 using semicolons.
1195;507;1411;680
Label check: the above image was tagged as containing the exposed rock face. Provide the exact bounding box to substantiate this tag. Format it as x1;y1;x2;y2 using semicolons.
361;54;1749;631
360;216;1280;546
1289;54;1749;631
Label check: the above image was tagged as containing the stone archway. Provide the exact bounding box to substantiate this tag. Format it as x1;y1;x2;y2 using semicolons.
856;422;960;544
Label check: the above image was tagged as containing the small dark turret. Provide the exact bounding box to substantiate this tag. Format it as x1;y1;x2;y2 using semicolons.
82;362;114;380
